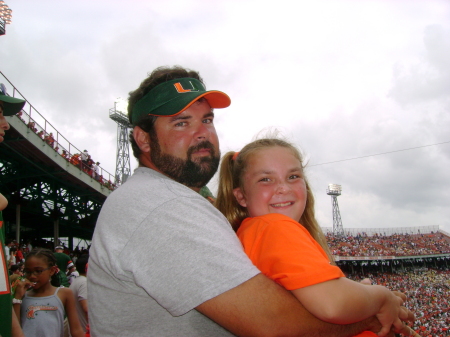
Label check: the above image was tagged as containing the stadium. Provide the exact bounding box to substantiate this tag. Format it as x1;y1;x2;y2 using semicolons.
324;226;450;336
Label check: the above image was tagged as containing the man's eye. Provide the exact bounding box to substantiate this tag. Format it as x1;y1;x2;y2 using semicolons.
175;121;187;127
259;177;270;182
203;118;213;124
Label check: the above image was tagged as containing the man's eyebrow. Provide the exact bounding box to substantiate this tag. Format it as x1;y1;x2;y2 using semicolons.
168;110;215;123
204;110;215;118
169;114;191;122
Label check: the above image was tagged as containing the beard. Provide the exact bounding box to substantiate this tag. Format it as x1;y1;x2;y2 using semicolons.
149;132;220;188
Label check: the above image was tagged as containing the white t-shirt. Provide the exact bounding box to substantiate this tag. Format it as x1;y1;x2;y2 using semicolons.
88;167;259;337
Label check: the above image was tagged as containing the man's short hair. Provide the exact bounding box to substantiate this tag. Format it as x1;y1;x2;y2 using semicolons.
128;66;204;160
75;254;89;275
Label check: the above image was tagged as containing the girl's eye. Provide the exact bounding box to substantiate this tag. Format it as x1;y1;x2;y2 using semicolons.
259;177;270;182
289;174;302;180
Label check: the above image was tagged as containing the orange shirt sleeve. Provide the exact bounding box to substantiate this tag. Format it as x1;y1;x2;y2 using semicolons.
237;213;344;290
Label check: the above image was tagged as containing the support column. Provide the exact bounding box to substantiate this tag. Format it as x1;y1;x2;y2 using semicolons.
54;218;59;248
15;204;21;244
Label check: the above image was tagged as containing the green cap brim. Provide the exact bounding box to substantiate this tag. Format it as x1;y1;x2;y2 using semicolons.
0;94;26;116
130;78;230;125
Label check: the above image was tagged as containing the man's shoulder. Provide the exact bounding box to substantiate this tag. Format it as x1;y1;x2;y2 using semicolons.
118;167;204;201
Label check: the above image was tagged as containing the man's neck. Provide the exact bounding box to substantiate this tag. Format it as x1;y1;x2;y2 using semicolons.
138;164;202;193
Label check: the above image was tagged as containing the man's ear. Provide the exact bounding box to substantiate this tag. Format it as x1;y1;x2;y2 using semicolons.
233;187;247;208
133;126;150;153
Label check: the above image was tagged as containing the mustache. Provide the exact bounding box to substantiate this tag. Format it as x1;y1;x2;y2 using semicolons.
187;141;216;157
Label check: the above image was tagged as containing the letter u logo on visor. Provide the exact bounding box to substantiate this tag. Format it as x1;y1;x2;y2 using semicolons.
174;81;200;93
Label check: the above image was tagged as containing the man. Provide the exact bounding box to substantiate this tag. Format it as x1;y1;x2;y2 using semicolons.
54;245;71;287
1;83;25;337
70;254;89;334
81;149;89;170
92;161;100;180
88;66;413;337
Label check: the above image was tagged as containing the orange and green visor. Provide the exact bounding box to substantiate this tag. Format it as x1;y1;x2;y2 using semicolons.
130;78;231;125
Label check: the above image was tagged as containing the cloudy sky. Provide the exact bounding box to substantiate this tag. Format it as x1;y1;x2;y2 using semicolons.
1;0;449;233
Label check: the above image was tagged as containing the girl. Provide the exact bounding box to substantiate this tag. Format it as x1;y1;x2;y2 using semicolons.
216;138;413;337
13;248;84;337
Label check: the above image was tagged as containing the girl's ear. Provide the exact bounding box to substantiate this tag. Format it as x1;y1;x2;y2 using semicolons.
233;187;247;208
50;266;57;276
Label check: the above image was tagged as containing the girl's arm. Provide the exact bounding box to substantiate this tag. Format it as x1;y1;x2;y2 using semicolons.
59;288;85;337
292;277;407;336
13;278;34;325
11;308;24;337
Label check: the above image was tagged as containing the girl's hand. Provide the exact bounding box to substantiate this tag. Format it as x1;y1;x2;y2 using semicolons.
375;288;406;336
14;278;34;299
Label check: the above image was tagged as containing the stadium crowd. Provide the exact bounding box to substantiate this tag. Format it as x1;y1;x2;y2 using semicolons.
349;269;450;337
327;232;450;256
5;231;449;336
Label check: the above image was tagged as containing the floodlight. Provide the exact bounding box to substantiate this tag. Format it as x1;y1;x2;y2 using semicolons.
326;183;344;236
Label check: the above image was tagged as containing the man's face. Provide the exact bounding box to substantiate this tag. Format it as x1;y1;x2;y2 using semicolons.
148;99;220;188
0;101;11;143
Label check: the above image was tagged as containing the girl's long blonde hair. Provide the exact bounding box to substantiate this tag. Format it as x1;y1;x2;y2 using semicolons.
215;138;334;262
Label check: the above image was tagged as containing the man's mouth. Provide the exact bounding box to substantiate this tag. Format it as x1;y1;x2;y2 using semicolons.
193;148;211;156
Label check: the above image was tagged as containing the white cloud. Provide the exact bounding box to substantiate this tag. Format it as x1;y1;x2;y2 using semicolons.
2;0;450;233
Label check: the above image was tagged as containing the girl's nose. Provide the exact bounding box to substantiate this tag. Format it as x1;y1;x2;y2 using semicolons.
276;182;289;193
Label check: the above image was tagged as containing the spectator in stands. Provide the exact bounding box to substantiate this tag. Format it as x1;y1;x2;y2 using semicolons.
81;149;89;170
53;246;71;287
44;132;55;148
8;246;18;269
27;120;37;132
9;264;23;281
61;149;69;160
70;254;89;334
37;130;44;139
1;83;26;336
66;261;79;284
70;153;81;167
92;161;100;180
17;110;25;123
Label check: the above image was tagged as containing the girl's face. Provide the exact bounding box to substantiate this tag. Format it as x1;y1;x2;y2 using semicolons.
233;146;307;222
23;256;56;289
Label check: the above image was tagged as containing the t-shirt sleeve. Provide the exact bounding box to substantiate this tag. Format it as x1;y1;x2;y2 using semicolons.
77;279;88;301
121;196;260;316
239;215;344;290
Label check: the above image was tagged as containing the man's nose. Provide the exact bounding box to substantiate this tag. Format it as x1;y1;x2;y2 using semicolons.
194;122;209;140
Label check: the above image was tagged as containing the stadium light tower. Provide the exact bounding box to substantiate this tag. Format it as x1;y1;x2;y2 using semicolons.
0;0;13;36
109;99;132;186
327;184;345;236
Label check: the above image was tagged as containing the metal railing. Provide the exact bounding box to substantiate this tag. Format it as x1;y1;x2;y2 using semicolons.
1;70;117;190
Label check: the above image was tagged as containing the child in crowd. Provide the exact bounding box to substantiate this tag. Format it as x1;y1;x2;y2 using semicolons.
13;248;84;337
216;138;413;337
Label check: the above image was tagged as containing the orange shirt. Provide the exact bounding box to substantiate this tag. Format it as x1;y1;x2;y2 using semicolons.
237;213;344;290
237;214;377;337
